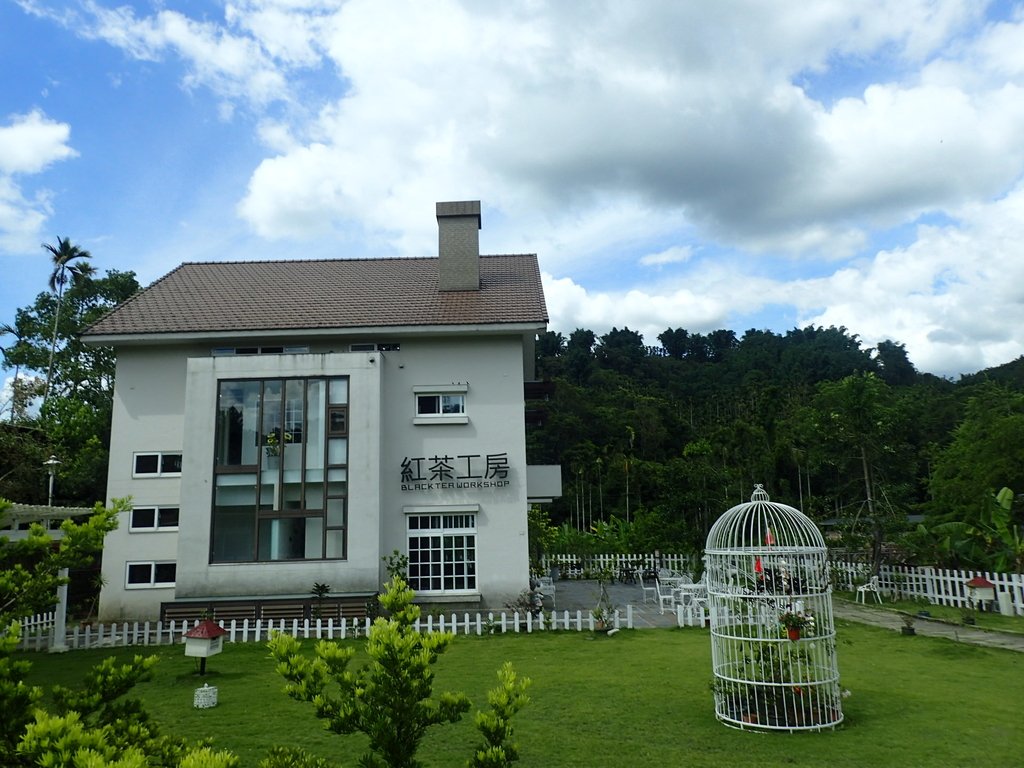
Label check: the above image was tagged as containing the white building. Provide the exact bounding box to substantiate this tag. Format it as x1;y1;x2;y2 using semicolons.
84;201;560;622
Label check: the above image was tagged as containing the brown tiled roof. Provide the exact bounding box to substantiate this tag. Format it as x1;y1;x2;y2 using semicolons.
83;255;547;337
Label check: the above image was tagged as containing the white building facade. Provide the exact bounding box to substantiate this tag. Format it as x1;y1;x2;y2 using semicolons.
85;201;558;621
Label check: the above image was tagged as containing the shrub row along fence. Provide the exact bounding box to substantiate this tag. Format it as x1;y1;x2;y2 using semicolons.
15;607;636;653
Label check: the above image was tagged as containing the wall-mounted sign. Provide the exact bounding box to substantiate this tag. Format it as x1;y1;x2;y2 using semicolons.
401;452;510;491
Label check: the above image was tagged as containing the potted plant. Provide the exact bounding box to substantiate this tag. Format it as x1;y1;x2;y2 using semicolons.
779;608;815;641
591;582;616;632
310;581;330;619
900;612;916;636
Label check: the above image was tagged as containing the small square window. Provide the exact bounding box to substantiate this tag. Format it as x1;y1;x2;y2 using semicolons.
126;561;176;588
416;394;465;416
127;563;151;584
130;506;179;531
161;454;183;474
131;508;156;529
153;563;176;584
134;454;159;474
133;452;182;477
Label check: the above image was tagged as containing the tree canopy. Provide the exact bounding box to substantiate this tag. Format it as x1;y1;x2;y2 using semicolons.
529;323;1023;572
1;266;140;506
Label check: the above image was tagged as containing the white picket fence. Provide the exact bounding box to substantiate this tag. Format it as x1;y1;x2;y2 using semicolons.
543;552;697;577
15;607;636;653
830;560;1023;614
16;610;56;648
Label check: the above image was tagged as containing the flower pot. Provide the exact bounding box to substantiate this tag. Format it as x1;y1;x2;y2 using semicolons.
787;627;801;641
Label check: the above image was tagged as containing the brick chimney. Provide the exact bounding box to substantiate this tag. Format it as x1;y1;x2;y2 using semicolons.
437;200;481;291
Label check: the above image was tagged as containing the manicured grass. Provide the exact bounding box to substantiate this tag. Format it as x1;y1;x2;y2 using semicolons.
19;621;1024;767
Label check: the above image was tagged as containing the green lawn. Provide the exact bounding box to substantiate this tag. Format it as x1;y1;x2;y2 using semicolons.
20;621;1024;767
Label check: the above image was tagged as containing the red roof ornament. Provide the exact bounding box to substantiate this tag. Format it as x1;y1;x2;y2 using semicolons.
965;577;996;589
184;619;228;639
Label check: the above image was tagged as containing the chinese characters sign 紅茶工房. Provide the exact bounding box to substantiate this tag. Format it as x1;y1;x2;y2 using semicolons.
400;452;511;491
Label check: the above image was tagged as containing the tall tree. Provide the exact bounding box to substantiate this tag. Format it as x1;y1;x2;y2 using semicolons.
874;339;918;386
1;270;140;504
658;328;690;359
927;383;1024;525
41;238;95;403
596;327;645;374
811;372;906;572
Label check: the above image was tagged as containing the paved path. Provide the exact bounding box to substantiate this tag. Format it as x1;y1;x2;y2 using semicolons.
832;599;1024;653
549;579;1024;652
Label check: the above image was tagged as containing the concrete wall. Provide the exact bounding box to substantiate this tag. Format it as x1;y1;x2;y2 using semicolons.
379;334;530;606
99;345;201;621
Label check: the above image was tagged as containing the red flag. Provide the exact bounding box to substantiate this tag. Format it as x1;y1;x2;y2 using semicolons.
754;556;763;574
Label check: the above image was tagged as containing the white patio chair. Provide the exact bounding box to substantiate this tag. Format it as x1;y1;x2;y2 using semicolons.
655;579;677;615
637;573;657;604
856;575;882;604
536;576;556;609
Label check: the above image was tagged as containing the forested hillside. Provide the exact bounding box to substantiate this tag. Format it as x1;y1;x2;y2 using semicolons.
527;325;1024;571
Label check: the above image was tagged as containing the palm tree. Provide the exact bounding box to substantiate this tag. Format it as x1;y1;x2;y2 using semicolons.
42;237;94;403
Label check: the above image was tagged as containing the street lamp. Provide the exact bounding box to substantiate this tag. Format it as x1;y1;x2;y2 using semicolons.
43;455;61;506
42;455;68;652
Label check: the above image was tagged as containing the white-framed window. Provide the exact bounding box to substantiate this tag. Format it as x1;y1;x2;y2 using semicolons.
211;345;310;356
129;506;180;532
133;452;182;477
405;506;478;593
413;384;468;425
348;342;401;352
125;561;176;589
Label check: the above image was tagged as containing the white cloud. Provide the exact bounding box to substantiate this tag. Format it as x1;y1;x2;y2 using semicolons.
793;182;1024;378
0;110;75;252
639;246;692;268
542;272;729;346
217;1;1022;265
0;110;76;175
73;1;291;107
9;1;1024;378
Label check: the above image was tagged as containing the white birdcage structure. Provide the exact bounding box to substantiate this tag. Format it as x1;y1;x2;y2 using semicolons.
705;485;843;731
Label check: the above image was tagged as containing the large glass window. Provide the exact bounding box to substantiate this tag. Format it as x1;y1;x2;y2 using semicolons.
407;513;476;593
211;377;348;562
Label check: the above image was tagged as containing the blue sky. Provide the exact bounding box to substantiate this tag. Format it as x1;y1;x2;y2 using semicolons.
3;1;1024;387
